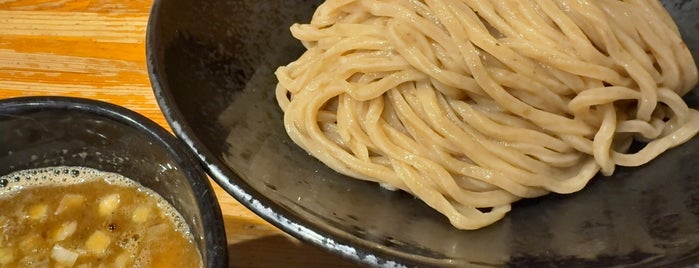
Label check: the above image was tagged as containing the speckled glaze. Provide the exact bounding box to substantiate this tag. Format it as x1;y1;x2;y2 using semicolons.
146;1;699;267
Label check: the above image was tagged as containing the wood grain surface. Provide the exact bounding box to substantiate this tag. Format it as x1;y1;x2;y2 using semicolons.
0;1;363;267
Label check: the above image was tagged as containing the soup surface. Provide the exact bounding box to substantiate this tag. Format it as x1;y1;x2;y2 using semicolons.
0;166;202;267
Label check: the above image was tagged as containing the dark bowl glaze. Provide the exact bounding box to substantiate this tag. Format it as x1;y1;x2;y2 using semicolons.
0;96;228;267
146;1;699;267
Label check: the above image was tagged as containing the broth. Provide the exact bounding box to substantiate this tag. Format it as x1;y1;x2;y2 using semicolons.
0;167;203;268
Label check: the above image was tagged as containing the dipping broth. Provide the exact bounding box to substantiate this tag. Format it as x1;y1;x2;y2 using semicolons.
0;166;203;267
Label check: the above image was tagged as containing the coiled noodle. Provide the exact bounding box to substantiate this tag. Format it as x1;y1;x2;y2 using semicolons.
275;0;699;230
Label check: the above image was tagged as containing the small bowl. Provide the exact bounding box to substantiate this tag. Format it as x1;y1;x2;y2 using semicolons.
0;96;228;267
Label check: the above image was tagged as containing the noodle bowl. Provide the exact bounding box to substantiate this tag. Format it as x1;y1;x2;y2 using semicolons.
274;0;699;230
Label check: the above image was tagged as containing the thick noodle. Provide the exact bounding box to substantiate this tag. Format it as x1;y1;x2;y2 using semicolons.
275;0;699;230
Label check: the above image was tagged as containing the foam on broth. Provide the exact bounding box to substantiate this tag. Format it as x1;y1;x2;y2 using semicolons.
0;166;203;267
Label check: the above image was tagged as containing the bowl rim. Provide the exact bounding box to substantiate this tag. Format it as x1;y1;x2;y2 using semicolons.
143;1;420;267
0;95;229;268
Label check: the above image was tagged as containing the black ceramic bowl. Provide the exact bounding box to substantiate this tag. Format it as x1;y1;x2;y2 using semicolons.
146;1;699;267
0;96;228;267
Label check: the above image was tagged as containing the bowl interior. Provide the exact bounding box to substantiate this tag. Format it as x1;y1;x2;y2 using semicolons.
0;97;227;268
147;1;699;267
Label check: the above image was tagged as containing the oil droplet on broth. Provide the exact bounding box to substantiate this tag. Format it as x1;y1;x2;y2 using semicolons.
0;166;204;267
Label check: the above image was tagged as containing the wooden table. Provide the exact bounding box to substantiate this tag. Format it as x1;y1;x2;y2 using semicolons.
0;1;363;267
